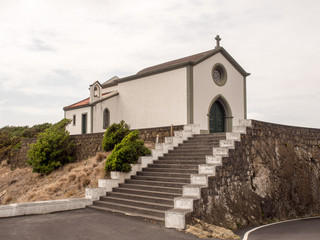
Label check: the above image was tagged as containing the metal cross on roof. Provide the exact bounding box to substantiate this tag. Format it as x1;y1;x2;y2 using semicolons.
215;35;221;48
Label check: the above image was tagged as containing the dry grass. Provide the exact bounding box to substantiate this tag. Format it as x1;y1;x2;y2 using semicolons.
185;219;240;239
96;152;108;162
0;151;111;205
2;195;12;204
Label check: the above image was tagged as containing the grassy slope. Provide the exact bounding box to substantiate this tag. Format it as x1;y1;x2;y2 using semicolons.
0;152;109;205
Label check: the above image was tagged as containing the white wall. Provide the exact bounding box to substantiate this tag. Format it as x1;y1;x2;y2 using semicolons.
193;52;245;131
101;85;118;94
115;68;188;129
66;67;187;134
92;95;119;133
65;106;92;135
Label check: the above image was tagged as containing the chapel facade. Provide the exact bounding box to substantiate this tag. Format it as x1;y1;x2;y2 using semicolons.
63;36;250;135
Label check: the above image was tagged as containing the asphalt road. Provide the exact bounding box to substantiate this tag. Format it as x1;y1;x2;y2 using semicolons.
0;208;201;240
243;217;320;240
1;208;319;240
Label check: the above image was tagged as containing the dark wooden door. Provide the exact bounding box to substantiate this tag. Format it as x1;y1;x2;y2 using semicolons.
209;101;225;133
82;114;87;134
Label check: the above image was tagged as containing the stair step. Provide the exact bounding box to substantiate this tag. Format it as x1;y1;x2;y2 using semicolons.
125;179;186;188
148;163;198;169
155;160;206;165
180;140;220;144
88;205;165;223
105;192;174;205
176;143;218;148
97;196;173;211
185;139;224;142
131;175;190;183
137;171;191;178
166;151;213;155
92;201;165;218
159;156;206;160
113;187;181;199
119;183;183;194
142;167;198;174
190;133;226;138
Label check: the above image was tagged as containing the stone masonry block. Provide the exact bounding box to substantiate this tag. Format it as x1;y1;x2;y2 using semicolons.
138;156;153;168
183;185;203;198
174;131;183;138
191;174;208;185
165;209;191;229
198;164;216;175
226;132;241;141
212;147;229;157
98;179;119;192
155;143;163;150
85;187;107;200
219;139;235;149
152;149;164;159
232;126;247;134
239;119;252;127
174;197;197;209
206;155;222;165
165;137;173;144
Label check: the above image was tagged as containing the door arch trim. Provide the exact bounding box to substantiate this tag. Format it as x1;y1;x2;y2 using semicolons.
207;94;233;132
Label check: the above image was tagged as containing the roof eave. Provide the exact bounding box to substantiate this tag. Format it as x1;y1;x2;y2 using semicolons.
104;47;250;88
89;80;102;87
89;92;119;105
113;62;193;85
63;104;90;111
219;47;250;77
102;81;118;88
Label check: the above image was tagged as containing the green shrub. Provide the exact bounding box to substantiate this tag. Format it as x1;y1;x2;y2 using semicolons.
105;130;151;172
0;123;51;161
12;142;22;150
102;120;130;151
27;119;75;175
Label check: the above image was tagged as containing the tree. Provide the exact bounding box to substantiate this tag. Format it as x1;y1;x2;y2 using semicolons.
27;119;75;175
102;120;130;151
105;130;151;172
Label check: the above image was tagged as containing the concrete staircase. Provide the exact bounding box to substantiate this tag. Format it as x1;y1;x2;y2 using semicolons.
87;120;252;228
88;132;226;223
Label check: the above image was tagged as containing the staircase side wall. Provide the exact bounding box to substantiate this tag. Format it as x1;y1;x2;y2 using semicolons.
191;120;320;229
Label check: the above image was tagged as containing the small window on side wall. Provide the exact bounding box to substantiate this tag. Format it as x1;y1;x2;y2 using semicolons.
103;108;110;129
73;114;76;126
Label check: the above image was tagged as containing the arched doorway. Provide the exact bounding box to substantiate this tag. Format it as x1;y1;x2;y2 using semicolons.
209;101;225;133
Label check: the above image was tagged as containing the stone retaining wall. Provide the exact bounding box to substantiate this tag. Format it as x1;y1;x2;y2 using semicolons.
8;138;37;169
192;120;320;229
69;133;105;162
135;125;184;144
8;125;183;168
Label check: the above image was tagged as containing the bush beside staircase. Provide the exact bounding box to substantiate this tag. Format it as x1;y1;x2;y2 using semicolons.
85;120;252;229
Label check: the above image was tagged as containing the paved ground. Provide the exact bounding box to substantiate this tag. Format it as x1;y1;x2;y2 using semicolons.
241;217;320;240
2;208;318;240
0;208;202;240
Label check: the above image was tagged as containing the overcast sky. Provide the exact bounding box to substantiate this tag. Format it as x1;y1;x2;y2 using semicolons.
1;0;320;129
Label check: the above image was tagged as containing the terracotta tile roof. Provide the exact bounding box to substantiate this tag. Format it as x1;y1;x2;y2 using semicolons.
63;92;118;111
137;49;213;74
63;97;90;110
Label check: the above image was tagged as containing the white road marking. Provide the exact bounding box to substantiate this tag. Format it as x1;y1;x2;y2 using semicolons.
242;216;320;240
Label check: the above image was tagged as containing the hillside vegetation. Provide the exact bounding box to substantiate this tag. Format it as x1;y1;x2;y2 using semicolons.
0;123;52;162
0;120;152;206
0;152;109;205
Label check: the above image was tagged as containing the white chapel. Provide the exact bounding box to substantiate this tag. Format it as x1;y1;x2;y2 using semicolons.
64;36;250;135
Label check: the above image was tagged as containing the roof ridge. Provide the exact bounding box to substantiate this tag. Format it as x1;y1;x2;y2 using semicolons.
137;49;214;75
